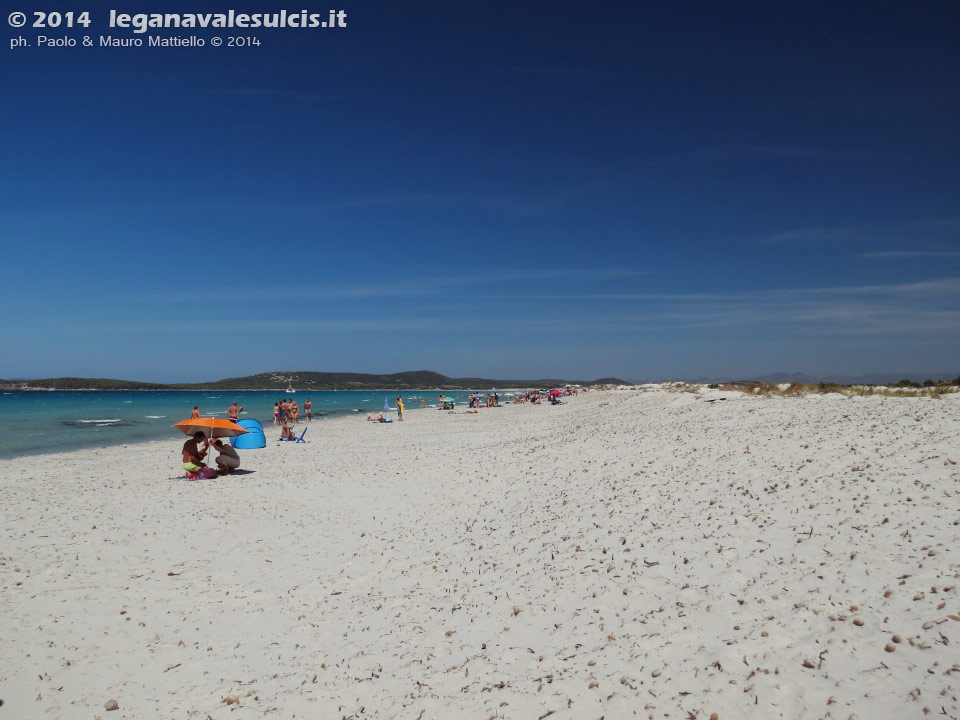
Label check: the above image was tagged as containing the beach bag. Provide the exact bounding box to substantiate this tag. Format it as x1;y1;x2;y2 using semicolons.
198;467;218;479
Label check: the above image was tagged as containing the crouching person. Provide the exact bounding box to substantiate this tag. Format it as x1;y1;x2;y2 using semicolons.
212;439;240;474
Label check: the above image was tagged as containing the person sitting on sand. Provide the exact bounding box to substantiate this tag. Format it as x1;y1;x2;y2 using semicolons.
182;431;208;476
212;439;240;474
226;402;243;422
280;416;296;440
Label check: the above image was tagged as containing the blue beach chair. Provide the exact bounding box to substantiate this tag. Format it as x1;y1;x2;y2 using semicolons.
279;426;308;442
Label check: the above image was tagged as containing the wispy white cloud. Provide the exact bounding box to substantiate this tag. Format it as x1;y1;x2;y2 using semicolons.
763;216;960;247
482;277;960;336
860;250;960;260
666;144;833;168
509;277;960;303
46;274;960;343
763;226;851;244
103;267;650;305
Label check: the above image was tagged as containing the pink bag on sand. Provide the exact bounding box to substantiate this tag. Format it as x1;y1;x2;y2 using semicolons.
197;467;218;479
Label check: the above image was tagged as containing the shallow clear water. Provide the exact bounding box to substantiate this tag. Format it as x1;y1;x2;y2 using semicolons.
0;389;491;459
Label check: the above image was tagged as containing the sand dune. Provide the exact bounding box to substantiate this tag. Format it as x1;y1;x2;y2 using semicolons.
1;388;958;719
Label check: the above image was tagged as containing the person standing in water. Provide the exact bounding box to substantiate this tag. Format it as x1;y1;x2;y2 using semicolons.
226;401;243;422
191;405;201;419
304;398;313;422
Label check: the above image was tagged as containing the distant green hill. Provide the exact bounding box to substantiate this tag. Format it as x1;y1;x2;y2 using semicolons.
174;369;624;390
0;376;169;391
0;370;626;391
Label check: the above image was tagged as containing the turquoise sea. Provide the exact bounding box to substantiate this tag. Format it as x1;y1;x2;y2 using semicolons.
0;389;491;460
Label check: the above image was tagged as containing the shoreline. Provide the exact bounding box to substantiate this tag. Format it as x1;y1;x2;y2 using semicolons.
0;389;525;461
2;384;957;463
0;403;399;463
2;388;958;718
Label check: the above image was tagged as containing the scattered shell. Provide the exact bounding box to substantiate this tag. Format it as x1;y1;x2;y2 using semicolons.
884;644;896;653
104;699;119;711
853;618;864;626
222;695;239;705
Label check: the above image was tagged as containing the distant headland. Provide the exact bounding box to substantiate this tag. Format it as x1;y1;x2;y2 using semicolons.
0;370;627;392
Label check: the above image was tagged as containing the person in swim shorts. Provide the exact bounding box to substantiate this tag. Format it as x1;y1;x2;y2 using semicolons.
182;431;208;476
226;401;243;422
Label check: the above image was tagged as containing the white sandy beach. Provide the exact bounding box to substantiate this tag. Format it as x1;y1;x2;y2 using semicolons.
2;388;959;719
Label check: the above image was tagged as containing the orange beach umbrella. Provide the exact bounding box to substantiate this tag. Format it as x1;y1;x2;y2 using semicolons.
173;417;249;440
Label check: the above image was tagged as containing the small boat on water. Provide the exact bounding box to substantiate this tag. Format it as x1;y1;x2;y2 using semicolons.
287;387;296;393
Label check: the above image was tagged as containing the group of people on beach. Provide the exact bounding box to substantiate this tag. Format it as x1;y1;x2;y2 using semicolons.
366;395;406;423
182;388;585;476
274;397;313;440
273;397;313;426
468;393;499;409
190;401;245;422
180;395;319;477
180;401;249;478
181;431;240;478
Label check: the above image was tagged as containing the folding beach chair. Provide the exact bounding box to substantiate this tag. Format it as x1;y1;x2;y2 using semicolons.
293;426;308;443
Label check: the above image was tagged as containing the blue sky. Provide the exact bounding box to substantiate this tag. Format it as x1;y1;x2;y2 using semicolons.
2;1;958;382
